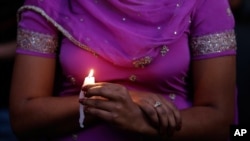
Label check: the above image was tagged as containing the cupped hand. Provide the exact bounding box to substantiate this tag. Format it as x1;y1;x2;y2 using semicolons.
79;83;156;134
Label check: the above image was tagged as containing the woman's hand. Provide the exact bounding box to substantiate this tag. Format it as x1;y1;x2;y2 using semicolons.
129;91;182;137
79;82;181;138
79;83;156;134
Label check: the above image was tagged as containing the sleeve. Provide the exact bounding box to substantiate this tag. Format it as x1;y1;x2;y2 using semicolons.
190;0;237;60
16;10;58;58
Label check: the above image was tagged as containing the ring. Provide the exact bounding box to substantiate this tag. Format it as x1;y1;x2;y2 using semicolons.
154;101;162;108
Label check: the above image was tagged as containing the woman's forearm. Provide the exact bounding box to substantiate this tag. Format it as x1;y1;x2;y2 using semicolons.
169;106;234;141
137;105;232;141
10;95;97;139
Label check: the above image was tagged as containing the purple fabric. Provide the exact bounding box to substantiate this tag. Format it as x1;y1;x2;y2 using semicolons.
16;48;56;58
20;0;192;67
20;0;236;66
16;0;238;140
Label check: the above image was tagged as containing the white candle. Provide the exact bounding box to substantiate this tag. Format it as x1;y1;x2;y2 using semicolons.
79;69;95;128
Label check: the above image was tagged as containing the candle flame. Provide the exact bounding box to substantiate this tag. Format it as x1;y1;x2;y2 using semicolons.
88;69;94;77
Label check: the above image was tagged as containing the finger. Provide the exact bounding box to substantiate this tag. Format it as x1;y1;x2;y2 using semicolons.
155;104;169;135
138;100;159;127
173;108;182;131
82;98;114;112
82;82;104;91
85;106;115;122
86;83;129;101
85;85;112;98
164;101;182;131
165;110;176;137
155;100;179;136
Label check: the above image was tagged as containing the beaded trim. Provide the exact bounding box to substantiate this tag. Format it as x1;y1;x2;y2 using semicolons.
133;56;152;68
191;30;237;56
18;5;97;56
17;28;58;54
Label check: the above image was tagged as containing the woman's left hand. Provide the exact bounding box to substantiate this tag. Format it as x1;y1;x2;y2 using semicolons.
129;90;182;137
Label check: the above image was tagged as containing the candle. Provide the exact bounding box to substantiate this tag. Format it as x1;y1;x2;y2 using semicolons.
79;69;95;128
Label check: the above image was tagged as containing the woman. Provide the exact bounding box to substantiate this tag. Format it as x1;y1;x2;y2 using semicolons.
10;0;237;140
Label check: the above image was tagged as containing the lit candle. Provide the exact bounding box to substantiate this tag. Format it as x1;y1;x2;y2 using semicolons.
83;69;95;86
79;69;95;128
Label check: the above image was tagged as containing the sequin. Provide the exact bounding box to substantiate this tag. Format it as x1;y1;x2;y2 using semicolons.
129;75;137;82
133;56;152;68
17;28;58;54
67;75;76;85
191;30;236;56
169;93;176;100
160;45;169;56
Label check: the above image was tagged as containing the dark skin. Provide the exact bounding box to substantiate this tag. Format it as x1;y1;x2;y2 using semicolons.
10;54;236;140
9;54;181;140
81;56;236;141
81;84;181;138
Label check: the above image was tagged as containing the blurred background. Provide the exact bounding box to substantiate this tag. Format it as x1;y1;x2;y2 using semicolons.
0;0;249;140
0;0;24;140
231;0;250;126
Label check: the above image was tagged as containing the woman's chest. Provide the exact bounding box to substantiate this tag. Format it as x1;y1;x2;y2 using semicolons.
58;35;191;93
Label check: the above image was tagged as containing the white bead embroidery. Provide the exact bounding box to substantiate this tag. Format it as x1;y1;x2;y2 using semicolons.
169;93;176;100
160;45;169;56
133;56;152;68
17;28;58;54
129;75;137;82
191;30;237;56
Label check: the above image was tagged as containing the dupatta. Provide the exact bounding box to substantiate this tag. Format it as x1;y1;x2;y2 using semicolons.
19;0;197;68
